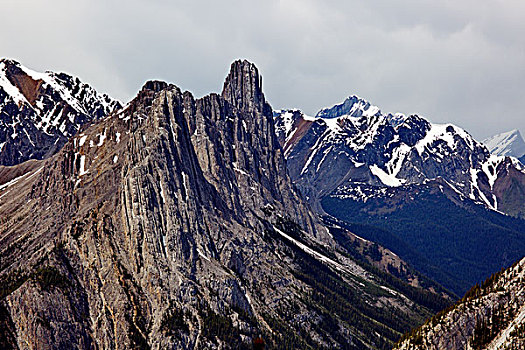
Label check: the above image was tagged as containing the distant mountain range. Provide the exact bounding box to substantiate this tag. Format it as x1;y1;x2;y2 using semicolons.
274;97;525;217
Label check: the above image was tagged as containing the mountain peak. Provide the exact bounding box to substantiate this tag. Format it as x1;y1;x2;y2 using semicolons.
483;129;525;157
315;94;381;119
221;59;266;112
0;58;44;106
0;58;21;67
140;80;170;93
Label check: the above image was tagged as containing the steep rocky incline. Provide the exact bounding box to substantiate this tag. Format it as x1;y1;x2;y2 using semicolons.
0;61;451;349
0;59;121;166
274;100;525;217
394;257;525;350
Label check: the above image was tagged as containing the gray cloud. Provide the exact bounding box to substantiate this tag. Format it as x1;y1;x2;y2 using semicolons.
1;0;524;139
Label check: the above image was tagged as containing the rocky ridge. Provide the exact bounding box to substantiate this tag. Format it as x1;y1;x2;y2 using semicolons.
394;257;525;350
0;60;451;349
0;59;121;166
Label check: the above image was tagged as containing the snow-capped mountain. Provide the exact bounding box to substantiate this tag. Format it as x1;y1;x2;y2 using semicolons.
483;129;525;158
274;95;525;217
0;58;121;166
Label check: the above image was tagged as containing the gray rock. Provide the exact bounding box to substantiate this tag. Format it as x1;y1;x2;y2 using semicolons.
0;60;450;349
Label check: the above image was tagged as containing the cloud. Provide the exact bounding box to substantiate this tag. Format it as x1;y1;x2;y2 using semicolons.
1;0;523;139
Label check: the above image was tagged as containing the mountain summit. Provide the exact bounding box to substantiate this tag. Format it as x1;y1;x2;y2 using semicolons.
222;59;268;114
483;129;525;159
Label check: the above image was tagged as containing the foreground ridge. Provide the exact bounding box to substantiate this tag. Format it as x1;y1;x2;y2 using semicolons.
395;257;525;350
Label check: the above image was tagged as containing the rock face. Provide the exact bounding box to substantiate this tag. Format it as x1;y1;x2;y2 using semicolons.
274;99;525;216
0;60;451;349
0;59;121;166
394;257;525;350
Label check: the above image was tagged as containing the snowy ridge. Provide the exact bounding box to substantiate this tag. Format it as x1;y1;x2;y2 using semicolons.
274;94;525;216
0;59;120;136
0;58;121;165
483;129;525;158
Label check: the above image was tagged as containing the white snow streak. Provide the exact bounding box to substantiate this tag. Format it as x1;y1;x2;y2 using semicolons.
370;164;405;187
78;135;88;147
197;248;211;262
273;227;347;273
78;155;88;176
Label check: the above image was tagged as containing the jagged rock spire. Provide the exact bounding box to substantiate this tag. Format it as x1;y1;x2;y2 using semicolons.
221;59;266;113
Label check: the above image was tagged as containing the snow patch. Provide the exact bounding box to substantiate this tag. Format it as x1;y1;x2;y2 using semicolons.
0;166;44;192
0;62;30;105
273;227;347;273
78;135;88;147
181;172;189;201
97;129;106;146
481;154;504;189
232;162;248;176
159;183;166;204
370;164;405;187
415;124;456;154
78;155;88;176
197;248;211;262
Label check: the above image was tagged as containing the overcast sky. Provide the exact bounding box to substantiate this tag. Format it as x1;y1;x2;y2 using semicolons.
1;0;524;140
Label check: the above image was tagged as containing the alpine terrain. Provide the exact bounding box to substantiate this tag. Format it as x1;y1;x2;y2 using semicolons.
274;98;525;294
0;60;454;349
0;59;121;166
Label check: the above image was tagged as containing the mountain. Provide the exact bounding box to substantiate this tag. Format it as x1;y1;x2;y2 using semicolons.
274;97;525;216
483;129;525;159
394;257;525;350
321;180;525;294
0;60;453;349
0;59;121;166
275;97;525;295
